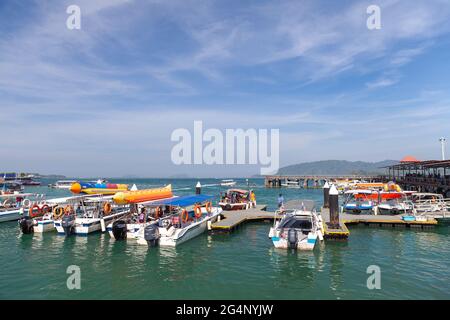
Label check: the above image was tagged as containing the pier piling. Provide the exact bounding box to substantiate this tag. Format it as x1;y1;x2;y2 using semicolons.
323;181;330;209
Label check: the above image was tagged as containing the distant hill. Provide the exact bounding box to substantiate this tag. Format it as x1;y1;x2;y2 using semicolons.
277;160;397;176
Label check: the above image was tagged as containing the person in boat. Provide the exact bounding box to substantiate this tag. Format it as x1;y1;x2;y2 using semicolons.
277;194;284;209
139;207;146;223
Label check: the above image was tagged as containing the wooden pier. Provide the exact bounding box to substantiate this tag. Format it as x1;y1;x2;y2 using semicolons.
211;205;276;232
321;208;438;231
264;175;381;188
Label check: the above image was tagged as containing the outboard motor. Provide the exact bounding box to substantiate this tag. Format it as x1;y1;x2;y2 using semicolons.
19;216;34;234
144;224;160;247
112;220;127;240
61;215;76;236
287;229;298;249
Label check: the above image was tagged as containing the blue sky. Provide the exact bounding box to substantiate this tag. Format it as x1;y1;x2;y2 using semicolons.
1;0;450;177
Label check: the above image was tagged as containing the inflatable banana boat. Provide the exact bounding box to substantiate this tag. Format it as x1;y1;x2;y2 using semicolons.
70;182;129;195
113;184;173;205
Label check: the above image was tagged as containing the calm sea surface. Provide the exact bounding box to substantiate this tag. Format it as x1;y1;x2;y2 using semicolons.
0;178;449;300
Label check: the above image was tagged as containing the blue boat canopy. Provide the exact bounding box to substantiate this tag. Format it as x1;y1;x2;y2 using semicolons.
149;194;214;207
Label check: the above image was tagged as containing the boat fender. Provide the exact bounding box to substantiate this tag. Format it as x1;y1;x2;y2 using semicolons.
194;205;202;218
19;216;34;234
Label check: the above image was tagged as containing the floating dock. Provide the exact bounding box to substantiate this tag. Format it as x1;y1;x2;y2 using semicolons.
321;208;438;231
211;205;275;232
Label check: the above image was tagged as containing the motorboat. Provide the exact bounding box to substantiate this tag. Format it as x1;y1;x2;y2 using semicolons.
18;195;86;234
107;201;182;241
218;189;252;211
220;179;237;187
280;180;301;188
377;193;413;215
269;200;324;250
343;190;376;214
0;193;45;223
48;180;78;189
135;195;222;247
53;195;130;236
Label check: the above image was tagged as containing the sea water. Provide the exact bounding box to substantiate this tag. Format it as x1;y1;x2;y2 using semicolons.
0;178;448;299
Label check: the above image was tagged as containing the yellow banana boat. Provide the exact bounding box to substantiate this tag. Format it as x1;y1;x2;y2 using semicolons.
113;184;173;205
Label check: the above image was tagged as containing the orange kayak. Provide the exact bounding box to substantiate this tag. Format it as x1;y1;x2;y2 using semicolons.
113;184;173;205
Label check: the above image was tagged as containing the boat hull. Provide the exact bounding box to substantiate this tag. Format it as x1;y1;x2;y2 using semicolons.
55;210;129;235
0;209;22;223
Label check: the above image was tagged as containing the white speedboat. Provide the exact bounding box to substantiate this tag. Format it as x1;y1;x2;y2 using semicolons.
269;200;324;251
135;195;222;247
18;195;87;234
48;180;78;189
53;195;130;236
0;193;45;223
220;179;237;187
281;180;301;188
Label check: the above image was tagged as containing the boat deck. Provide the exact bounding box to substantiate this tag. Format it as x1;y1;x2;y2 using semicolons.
211;205;274;232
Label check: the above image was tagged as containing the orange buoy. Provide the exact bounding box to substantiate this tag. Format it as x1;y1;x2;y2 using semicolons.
103;202;112;215
205;202;212;214
53;207;65;220
194;205;202;218
181;209;189;223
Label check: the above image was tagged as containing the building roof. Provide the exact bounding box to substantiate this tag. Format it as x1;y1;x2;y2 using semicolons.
400;155;420;163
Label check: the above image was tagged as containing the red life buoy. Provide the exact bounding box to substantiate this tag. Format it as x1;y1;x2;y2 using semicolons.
29;204;41;218
41;204;50;214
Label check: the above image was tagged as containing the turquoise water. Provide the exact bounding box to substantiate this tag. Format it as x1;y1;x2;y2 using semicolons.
0;178;449;300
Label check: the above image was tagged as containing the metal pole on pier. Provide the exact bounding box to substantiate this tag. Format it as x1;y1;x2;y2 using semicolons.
323;181;330;208
329;184;340;228
196;181;202;195
440;137;447;160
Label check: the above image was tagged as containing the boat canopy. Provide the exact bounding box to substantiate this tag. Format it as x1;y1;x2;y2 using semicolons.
344;189;375;195
226;189;249;195
148;194;214;207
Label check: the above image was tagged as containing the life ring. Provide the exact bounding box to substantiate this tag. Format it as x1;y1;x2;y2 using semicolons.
53;206;65;220
64;205;74;215
22;199;31;208
103;202;112;215
155;206;162;218
29;204;41;218
194;205;202;218
180;209;189;223
205;202;212;213
41;204;50;214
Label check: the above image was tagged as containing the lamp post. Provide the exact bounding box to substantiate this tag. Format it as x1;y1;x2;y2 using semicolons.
440;137;447;161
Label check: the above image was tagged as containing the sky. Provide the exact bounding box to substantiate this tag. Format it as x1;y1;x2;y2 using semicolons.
1;0;450;178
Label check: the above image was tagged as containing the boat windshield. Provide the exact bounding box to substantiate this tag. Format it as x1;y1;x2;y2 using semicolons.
280;216;312;230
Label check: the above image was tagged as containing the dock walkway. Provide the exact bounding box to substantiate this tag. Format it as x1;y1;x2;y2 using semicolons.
211;205;276;232
321;208;437;230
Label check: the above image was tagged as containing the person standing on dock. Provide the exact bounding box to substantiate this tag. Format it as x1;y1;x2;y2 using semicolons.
277;193;284;209
250;190;256;208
